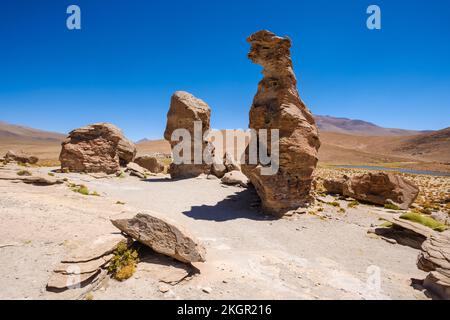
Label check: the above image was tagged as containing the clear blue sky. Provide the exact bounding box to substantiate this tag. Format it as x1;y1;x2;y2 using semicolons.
0;0;449;140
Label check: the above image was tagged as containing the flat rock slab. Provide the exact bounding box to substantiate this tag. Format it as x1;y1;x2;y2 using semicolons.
54;254;113;275
47;269;100;291
111;212;206;263
62;233;126;263
377;212;435;238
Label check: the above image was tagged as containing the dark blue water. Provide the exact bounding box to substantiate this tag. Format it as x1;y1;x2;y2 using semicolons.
334;165;450;177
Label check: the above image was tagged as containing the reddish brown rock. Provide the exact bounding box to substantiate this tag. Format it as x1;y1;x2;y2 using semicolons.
164;91;212;179
134;155;164;173
59;123;136;174
241;30;320;216
324;172;419;210
4;150;38;164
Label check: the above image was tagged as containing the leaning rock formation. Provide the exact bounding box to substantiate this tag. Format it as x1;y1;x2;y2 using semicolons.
241;30;320;216
417;232;450;299
323;172;419;210
4;150;38;164
111;212;206;263
59;123;136;174
164;91;212;179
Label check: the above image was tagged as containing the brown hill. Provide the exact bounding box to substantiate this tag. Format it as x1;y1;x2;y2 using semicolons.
393;127;450;163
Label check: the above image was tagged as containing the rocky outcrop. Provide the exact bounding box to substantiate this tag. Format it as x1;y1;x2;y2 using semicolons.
111;212;206;263
164;91;212;179
417;232;450;299
241;30;320;216
4;150;38;164
59;123;136;174
134;155;164;173
324;172;419;210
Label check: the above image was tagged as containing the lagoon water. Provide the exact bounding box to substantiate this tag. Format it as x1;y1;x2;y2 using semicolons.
334;165;450;177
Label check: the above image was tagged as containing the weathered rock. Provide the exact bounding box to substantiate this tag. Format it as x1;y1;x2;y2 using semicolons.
62;233;126;263
221;170;249;188
126;162;150;179
4;150;38;164
211;162;227;178
431;212;450;226
323;176;347;194
377;212;434;238
224;152;241;172
47;269;100;291
326;173;419;210
59;123;137;174
21;174;65;185
0;171;64;185
54;254;113;274
164;91;212;179
111;212;206;263
417;232;450;299
241;30;320;216
134;155;164;173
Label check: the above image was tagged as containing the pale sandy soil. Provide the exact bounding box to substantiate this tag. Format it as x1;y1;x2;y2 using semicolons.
0;162;437;300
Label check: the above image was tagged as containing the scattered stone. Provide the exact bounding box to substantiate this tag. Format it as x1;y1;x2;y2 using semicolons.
134;155;164;173
417;232;450;299
324;172;419;210
164;91;212;179
111;212;206;263
158;284;170;293
59;123;136;174
126;162;150;179
241;30;320;217
221;170;249;188
202;287;212;294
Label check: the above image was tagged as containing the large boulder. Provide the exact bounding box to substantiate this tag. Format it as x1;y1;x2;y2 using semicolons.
164;91;212;179
417;232;450;299
59;123;136;174
4;150;38;164
134;155;164;173
324;172;419;210
111;212;206;263
241;30;320;217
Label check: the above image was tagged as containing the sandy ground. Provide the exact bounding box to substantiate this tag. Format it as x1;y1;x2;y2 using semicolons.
0;163;435;300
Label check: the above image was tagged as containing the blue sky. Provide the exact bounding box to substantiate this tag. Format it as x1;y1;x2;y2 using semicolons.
0;0;449;140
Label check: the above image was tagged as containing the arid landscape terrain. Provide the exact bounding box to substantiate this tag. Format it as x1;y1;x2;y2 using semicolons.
2;116;449;172
1;114;449;300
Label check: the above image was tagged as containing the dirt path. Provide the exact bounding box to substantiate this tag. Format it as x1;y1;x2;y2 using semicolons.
0;164;430;299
